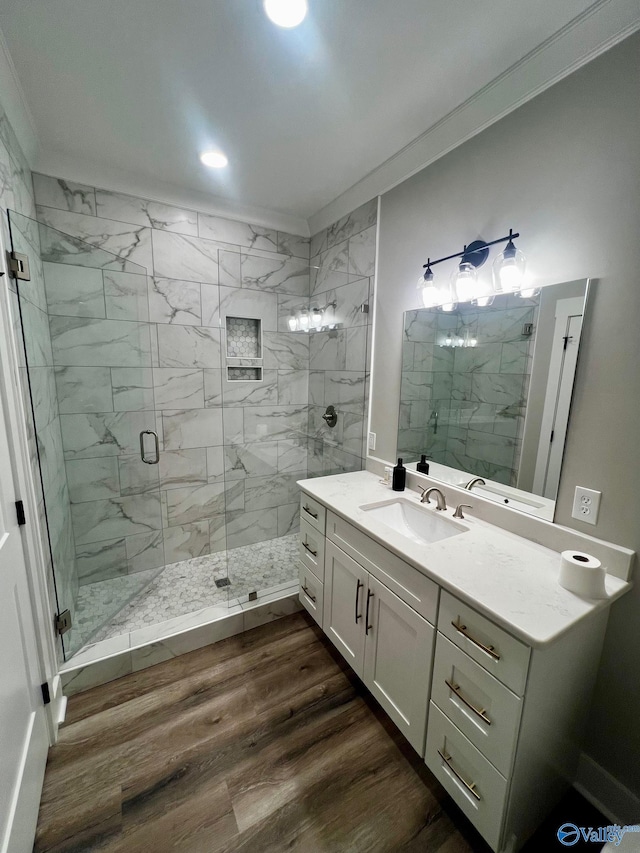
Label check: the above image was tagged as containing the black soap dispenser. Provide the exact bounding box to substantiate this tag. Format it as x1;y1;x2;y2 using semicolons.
392;458;406;492
417;455;430;475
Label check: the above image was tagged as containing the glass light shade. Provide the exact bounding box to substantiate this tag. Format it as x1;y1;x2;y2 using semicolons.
451;261;478;304
417;273;440;308
298;308;310;332
493;244;526;293
468;337;478;347
287;313;298;331
444;333;453;347
311;308;323;330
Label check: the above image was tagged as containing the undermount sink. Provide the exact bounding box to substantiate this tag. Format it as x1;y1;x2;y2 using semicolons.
359;498;467;546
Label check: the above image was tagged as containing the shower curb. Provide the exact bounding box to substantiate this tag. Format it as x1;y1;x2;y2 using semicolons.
59;587;301;700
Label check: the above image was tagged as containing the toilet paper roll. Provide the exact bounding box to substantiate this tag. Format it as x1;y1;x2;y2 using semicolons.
559;550;607;599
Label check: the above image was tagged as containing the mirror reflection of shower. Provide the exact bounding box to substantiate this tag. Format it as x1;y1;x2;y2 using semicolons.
397;278;589;518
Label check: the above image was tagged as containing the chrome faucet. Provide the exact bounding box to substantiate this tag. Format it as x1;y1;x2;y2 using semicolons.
465;477;486;491
420;487;447;510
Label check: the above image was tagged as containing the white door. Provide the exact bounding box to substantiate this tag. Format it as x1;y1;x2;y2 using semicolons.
323;541;367;678
363;576;435;754
0;378;50;852
533;298;583;498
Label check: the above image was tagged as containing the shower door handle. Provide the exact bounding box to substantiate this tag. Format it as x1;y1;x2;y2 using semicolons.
140;430;160;464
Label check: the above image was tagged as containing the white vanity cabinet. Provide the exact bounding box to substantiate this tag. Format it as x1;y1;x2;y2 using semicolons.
324;540;435;753
298;490;617;853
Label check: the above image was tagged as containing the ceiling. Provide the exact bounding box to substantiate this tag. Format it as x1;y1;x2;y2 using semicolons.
0;1;630;228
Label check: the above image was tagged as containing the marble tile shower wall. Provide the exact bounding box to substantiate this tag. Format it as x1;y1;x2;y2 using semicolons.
399;298;538;485
0;109;77;661
308;199;377;476
33;173;315;586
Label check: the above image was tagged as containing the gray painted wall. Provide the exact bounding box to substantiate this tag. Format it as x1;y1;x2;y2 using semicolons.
371;33;640;798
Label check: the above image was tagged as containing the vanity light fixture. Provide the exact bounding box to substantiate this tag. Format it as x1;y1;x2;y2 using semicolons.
418;229;527;309
263;0;308;28
493;229;526;294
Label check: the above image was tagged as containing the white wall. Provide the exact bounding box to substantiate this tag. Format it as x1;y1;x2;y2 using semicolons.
371;33;640;801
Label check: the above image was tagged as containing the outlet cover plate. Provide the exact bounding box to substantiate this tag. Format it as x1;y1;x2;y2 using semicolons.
572;486;601;525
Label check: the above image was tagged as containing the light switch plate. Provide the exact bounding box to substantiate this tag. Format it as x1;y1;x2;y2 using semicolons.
572;486;601;525
368;431;376;451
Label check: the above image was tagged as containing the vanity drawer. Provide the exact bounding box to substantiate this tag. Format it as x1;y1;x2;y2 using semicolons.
299;518;325;579
425;703;508;852
439;591;530;695
431;634;522;776
326;511;438;623
298;563;324;627
300;494;326;533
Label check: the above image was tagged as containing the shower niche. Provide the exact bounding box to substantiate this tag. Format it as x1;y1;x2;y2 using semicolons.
226;316;262;381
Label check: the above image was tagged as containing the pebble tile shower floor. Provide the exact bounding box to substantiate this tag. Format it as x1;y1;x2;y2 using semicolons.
69;534;299;655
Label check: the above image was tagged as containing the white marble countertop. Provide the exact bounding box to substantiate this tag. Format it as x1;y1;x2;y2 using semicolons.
298;470;632;648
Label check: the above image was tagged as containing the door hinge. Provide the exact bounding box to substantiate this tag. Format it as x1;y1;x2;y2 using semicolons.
550;430;554;443
9;252;30;281
41;682;51;705
15;500;26;525
55;609;72;636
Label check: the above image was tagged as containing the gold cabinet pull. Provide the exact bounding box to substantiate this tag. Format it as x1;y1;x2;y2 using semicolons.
302;504;318;519
451;620;500;661
302;540;318;557
438;749;481;801
301;584;316;603
445;679;491;725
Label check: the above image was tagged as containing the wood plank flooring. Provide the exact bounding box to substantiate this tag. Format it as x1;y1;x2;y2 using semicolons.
34;612;605;852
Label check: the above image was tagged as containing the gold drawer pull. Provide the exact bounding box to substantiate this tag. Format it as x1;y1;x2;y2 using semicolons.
451;620;501;661
302;504;318;519
438;749;481;801
445;679;492;725
302;540;318;557
302;584;316;603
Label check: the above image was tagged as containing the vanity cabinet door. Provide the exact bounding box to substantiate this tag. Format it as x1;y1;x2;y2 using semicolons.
363;576;435;754
324;541;368;678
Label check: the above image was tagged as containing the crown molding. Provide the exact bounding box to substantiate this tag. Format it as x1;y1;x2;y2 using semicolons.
33;150;310;236
308;0;640;235
0;25;39;165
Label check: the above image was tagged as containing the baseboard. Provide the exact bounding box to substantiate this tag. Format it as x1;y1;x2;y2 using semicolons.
1;712;49;853
574;753;640;824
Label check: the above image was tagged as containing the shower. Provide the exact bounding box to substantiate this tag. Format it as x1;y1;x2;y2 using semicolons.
8;193;373;664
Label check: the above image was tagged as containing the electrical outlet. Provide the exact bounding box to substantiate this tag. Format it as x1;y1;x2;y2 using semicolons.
368;431;376;451
572;486;601;525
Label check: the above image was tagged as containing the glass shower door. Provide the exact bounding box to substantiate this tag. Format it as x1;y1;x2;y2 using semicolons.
8;210;162;658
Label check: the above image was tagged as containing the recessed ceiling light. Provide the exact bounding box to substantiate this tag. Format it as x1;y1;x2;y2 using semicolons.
263;0;307;28
200;150;228;168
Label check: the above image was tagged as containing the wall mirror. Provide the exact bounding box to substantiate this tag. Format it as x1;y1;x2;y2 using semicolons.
397;279;590;519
